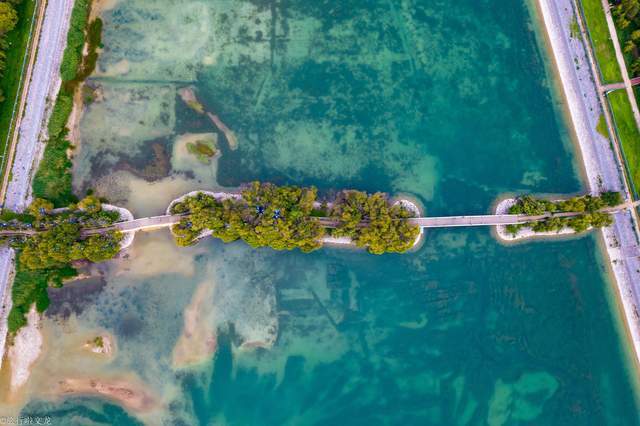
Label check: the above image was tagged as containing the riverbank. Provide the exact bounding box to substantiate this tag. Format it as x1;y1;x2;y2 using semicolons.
0;0;76;373
537;0;640;373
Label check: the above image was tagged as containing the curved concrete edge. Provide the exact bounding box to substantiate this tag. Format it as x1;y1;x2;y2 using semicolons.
51;204;137;250
166;190;240;244
392;195;425;251
103;204;135;250
166;190;241;216
168;191;425;251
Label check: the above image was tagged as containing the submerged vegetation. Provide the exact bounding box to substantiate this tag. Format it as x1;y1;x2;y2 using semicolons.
187;139;217;163
505;192;620;236
2;183;624;330
170;183;420;254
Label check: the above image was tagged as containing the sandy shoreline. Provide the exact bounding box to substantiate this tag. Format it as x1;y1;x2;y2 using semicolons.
537;0;640;372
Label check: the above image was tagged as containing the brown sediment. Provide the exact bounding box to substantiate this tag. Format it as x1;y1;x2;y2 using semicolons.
178;86;204;114
116;142;172;181
83;333;116;357
90;0;119;20
177;86;239;150
172;280;217;368
65;85;85;150
52;376;159;413
207;112;238;151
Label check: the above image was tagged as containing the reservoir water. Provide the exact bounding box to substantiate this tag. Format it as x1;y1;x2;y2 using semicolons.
16;0;640;424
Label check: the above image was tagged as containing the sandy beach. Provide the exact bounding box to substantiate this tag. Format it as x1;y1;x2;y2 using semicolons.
7;305;42;394
537;0;640;369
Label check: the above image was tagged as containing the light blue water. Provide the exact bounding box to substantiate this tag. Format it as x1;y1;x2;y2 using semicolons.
20;0;640;424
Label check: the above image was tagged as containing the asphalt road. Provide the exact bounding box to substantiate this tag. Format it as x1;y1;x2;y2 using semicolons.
0;0;75;370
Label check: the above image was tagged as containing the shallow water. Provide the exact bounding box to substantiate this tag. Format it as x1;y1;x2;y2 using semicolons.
13;0;640;424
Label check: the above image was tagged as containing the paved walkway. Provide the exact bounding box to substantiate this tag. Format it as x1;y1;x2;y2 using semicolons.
603;77;640;92
68;202;640;235
601;0;640;130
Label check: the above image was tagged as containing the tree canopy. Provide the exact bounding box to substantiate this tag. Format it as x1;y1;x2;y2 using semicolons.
0;2;18;36
171;183;420;255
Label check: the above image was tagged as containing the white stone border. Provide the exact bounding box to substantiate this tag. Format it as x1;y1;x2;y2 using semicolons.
103;204;135;249
494;198;581;242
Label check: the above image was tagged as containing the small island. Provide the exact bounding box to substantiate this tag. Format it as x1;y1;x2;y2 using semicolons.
84;334;114;356
169;182;422;254
186;138;218;164
495;192;621;241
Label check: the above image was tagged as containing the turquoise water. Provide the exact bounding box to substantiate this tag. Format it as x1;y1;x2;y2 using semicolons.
18;0;640;424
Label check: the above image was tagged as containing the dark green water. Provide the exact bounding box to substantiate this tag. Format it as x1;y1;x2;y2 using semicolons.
23;0;640;424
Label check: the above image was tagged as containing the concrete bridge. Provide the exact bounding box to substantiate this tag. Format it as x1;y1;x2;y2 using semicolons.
84;210;589;234
1;204;632;238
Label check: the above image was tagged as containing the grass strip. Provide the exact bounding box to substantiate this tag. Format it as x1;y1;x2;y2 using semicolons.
33;0;102;207
608;89;640;195
0;0;37;178
580;0;624;83
596;113;609;137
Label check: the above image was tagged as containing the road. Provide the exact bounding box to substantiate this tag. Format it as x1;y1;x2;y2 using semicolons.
0;0;75;371
3;0;75;211
560;0;640;365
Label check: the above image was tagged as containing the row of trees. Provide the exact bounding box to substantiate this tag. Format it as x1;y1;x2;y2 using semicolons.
7;196;123;332
330;191;420;254
506;211;613;236
172;183;324;252
508;192;622;215
18;223;122;269
505;192;619;236
171;183;421;254
8;1;104;332
0;0;21;103
614;0;640;75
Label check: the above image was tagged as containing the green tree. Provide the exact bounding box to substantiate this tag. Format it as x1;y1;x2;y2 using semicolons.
601;191;623;207
0;2;17;35
26;198;54;218
78;194;102;214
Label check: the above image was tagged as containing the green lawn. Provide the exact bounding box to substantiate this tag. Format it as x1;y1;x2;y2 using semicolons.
580;0;623;83
596;113;609;137
608;90;640;195
0;0;36;176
